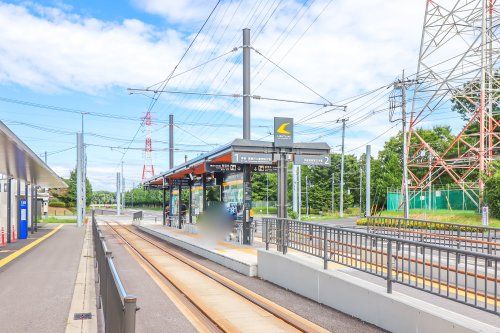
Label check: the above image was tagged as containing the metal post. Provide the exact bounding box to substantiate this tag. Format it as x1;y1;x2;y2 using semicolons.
178;184;182;229
76;133;83;227
366;145;371;217
339;118;347;218
169;114;174;169
123;295;137;333
34;185;38;231
7;178;11;243
478;0;487;206
428;156;432;210
401;71;410;219
305;175;309;217
44;151;47;164
266;172;269;216
331;173;334;213
202;174;207;211
277;153;287;218
298;165;302;220
116;172;121;216
121;161;125;211
242;164;252;244
189;183;193;224
162;186;166;226
323;227;328;270
387;240;393;293
359;164;363;216
242;28;251;140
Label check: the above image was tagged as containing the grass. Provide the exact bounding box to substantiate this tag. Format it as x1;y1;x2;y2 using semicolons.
370;209;500;228
41;216;77;224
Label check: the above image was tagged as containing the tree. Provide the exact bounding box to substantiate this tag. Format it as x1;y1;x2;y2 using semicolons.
51;169;92;207
484;162;500;218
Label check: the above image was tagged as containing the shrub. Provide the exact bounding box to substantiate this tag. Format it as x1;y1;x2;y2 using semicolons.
49;200;65;208
484;163;500;218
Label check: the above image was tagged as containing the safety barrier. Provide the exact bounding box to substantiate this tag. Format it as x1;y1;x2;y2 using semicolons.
263;217;500;314
92;211;137;332
362;216;499;256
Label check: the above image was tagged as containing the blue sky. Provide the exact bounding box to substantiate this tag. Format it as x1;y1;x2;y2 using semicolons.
0;0;465;190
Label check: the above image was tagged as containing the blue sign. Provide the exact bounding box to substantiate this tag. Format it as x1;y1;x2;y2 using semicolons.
19;199;28;239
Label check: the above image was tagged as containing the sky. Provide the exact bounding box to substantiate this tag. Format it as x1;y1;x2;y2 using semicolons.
0;0;466;191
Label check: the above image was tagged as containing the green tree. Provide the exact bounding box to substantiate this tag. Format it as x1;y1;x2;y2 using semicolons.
484;162;500;218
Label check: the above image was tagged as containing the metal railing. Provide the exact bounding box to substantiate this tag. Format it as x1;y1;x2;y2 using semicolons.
263;217;500;314
363;216;499;256
92;211;137;332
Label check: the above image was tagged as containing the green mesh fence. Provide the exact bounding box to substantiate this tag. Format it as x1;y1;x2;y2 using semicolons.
387;188;479;211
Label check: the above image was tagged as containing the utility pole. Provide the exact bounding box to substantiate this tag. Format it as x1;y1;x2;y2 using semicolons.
81;113;87;225
76;133;83;227
241;28;252;244
365;145;371;217
292;165;298;214
266;172;269;215
305;175;309;217
116;172;121;215
169;114;174;169
338;118;348;218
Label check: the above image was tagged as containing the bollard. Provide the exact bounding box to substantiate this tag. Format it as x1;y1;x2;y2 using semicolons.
386;240;393;294
123;295;137;333
0;227;5;247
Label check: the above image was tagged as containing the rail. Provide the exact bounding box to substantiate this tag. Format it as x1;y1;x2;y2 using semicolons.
263;217;500;314
92;210;137;332
362;216;499;256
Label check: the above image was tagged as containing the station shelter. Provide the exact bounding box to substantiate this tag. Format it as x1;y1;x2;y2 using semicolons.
0;120;67;244
143;138;330;244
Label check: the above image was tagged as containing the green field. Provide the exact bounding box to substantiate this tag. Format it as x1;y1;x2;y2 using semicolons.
370;209;500;228
42;216;77;224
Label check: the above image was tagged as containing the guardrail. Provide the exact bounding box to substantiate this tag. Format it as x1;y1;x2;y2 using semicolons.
263;217;500;314
92;211;137;332
362;216;499;256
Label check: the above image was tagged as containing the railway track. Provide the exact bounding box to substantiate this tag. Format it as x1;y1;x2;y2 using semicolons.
104;221;329;333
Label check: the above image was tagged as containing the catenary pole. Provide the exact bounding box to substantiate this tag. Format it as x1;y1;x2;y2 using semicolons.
242;28;252;244
339;118;347;218
76;133;83;227
365;145;371;217
401;71;410;218
116;172;121;215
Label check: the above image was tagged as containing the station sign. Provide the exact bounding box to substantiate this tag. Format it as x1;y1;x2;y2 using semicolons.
274;117;294;148
250;165;277;172
294;154;331;166
172;178;191;186
206;163;243;173
232;152;273;164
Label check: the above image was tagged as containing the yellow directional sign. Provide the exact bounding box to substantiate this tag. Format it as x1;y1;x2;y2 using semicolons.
274;117;293;147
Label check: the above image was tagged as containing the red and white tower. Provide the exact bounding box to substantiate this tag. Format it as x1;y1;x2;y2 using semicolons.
142;111;155;181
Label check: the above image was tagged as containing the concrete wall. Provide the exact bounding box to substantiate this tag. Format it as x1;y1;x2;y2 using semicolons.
258;249;499;333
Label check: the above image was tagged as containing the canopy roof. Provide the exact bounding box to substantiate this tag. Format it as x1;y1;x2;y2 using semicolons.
143;139;330;187
0;121;67;188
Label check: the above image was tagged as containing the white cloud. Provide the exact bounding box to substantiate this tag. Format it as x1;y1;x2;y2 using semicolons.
0;2;186;92
132;0;215;23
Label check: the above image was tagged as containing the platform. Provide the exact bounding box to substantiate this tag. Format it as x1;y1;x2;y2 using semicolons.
135;221;259;276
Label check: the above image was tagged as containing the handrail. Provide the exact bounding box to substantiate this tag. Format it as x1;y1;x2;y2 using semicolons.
263;217;500;314
92;210;137;332
366;216;500;232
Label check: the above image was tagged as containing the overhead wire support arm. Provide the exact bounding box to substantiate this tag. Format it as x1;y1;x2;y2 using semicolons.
128;88;339;107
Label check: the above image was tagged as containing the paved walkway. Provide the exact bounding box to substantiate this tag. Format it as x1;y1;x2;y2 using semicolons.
0;223;85;332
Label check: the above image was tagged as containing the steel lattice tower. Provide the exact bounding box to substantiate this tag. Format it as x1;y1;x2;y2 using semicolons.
408;0;499;208
141;111;155;181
